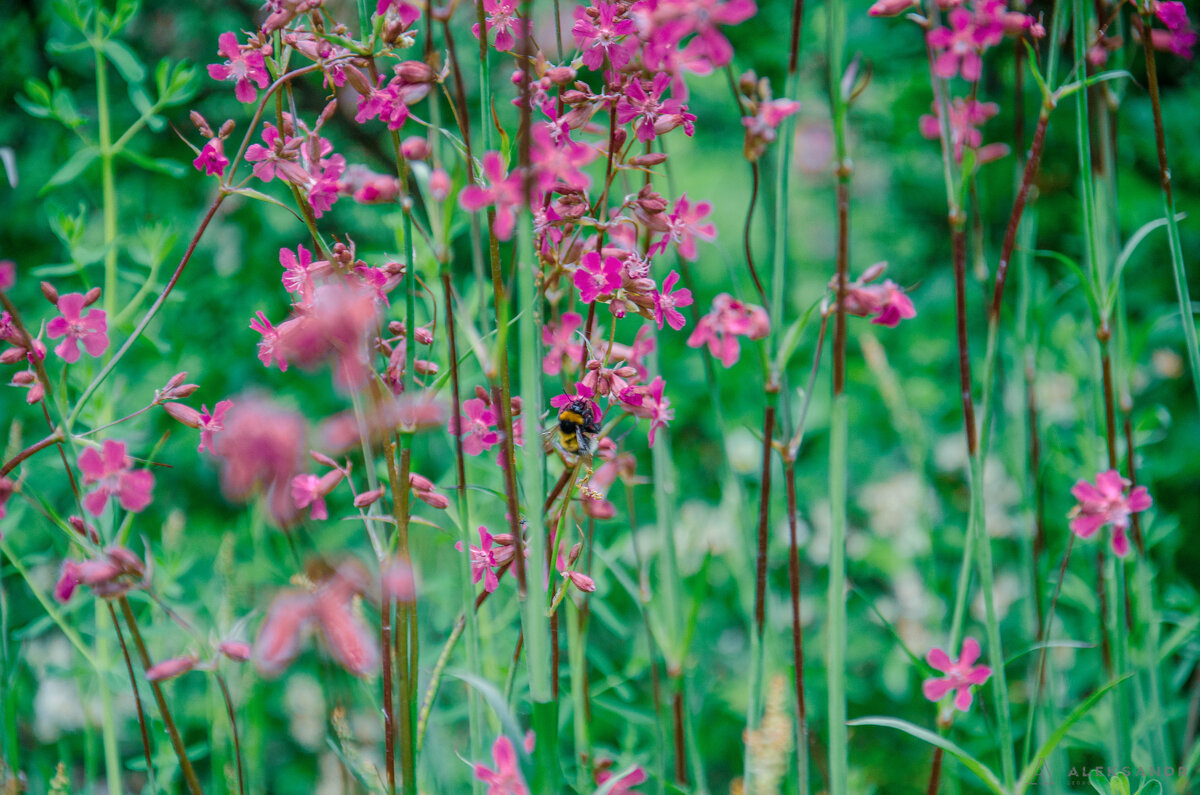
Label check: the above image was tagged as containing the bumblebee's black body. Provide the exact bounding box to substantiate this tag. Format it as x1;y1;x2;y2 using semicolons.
544;398;601;461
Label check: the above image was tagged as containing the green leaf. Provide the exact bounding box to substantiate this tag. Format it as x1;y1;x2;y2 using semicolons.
846;717;1005;795
771;297;821;374
1003;639;1093;666
447;669;528;755
1055;70;1133;101
1104;213;1186;313
39;147;98;195
1035;249;1101;323
1014;674;1133;794
102;39;146;84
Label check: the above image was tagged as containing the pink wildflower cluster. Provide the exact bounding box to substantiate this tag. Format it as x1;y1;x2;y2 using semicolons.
55;546;147;603
687;294;770;367
836;262;918;328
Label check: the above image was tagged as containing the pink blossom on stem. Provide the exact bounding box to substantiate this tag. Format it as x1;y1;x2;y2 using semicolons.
207;32;270;104
838;264;918;328
449;398;502;456
686;294;769;367
1069;469;1152;557
457;526;502;593
279;244;316;295
78;441;154;517
146;656;198;682
617;73;693;143
193;138;229;177
927;9;990;80
245;123;305;184
474;734;528;794
472;0;530;53
652;193;717;261
575;251;624;303
922;637;992;712
1156;0;1190;31
1149;27;1197;58
0;477;13;521
198;400;233;454
572;2;638;71
652;270;693;331
629;376;673;446
250;310;288;371
595;764;648;794
743;98;801;161
0;260;14;291
676;0;757;69
46;293;108;363
459;152;525;240
542;312;584;375
919;98;1005;163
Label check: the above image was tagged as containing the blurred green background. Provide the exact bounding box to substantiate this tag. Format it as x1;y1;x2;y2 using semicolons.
1;0;1198;791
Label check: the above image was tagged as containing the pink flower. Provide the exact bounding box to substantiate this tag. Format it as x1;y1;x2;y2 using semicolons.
0;260;14;291
617;73;694;143
193;138;228;177
459;152;525;241
1149;27;1197;58
572;2;638;71
291;469;346;521
652;270;693;331
210;397;305;525
449;398;502;456
457;526;502;593
207;32;270;104
1156;1;1190;31
245;123;305;184
198;400;233;454
629;376;673;446
78;441;155;517
686;294;769;367
472;0;529;52
927;9;989;81
575;252;623;304
279;244;316;296
46;293;108;363
475;735;528;795
653;194;717;261
1069;470;1152;557
838;264;918;328
542;312;584;375
530;124;595;192
919;98;1003;163
250;311;287;371
922;637;992;712
218;640;252;662
676;0;757;69
550;383;602;424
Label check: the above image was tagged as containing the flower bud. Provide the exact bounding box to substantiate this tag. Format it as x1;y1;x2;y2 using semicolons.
429;168;450;201
218;640;252;662
566;571;596;592
415;489;449;509
106;547;145;576
344;65;375;96
1;349;28;365
354;488;385;508
546;66;576;85
629;152;668;167
415;327;434;345
474;386;491;404
867;0;916;16
395;60;434;84
40;282;58;304
310;450;341;469
860;261;888;284
163;401;204;428
146;655;198;682
190;110;213;136
409;473;435;492
68;515;100;543
401;136;430;160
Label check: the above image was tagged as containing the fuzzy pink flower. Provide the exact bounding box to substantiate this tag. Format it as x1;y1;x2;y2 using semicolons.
575;252;623;304
207;32;270;104
457;526;502;593
47;293;108;363
653;270;693;331
550;383;602;424
596;765;648;794
218;640;252;662
617;73;694;143
1156;0;1189;31
542;312;584;375
838;264;918;328
1069;470;1152;557
473;0;529;52
676;0;757;68
630;376;673;446
530;124;595;192
78;441;154;517
743;98;801;161
0;261;14;291
146;656;198;682
475;735;528;795
459;152;525;240
0;477;13;521
923;637;992;712
210;397;306;524
1149;27;1197;58
653;193;717;261
291;469;346;521
919;98;1004;163
927;9;989;80
449;398;502;456
686;294;769;367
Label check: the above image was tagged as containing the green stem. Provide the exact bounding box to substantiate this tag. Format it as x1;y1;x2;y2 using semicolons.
567;599;590;795
94;14;118;325
96;600;123;795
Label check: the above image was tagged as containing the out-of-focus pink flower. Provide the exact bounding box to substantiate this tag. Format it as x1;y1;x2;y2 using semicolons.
652;270;693;331
575;252;624;304
450;398;502;456
146;656;199;682
53;548;145;603
254;563;379;677
429;168;451;200
1149;26;1197;58
927;9;990;80
743;98;801;161
1155;0;1190;31
922;637;992;712
1069;469;1152;557
542;312;584;375
47;293;108;363
207;32;270;104
291;469;345;520
383;558;416;602
78;441;154;517
459;152;525;240
919;98;1004;163
475;734;528;795
276;282;380;391
210;398;306;524
837;263;918;328
652;194;717;261
320;394;445;453
0;261;14;291
629;376;673;446
868;0;916;16
193;138;228;177
686;294;769;367
472;0;529;52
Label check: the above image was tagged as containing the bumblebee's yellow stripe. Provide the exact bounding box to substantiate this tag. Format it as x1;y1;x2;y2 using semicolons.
559;409;586;425
557;430;580;452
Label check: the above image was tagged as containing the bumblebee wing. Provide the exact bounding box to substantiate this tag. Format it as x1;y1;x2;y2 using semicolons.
541;423;558;454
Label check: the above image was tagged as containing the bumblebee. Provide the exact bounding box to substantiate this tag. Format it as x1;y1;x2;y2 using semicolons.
542;398;601;463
